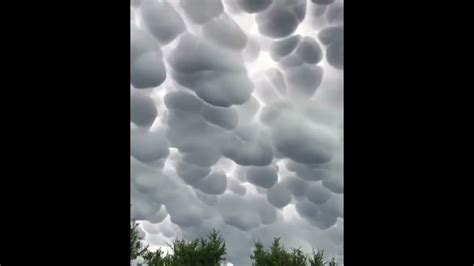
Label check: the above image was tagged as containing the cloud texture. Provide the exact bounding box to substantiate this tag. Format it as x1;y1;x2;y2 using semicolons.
131;0;343;264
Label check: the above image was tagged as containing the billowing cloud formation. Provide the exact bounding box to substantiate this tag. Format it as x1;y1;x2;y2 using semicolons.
312;0;335;5
131;127;169;163
236;0;273;14
167;33;254;107
245;165;278;188
130;26;166;89
179;0;223;24
202;14;248;51
130;90;157;128
131;0;343;264
267;182;292;208
256;0;307;38
140;0;185;45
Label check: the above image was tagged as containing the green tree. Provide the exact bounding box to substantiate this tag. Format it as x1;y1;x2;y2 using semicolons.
251;238;338;266
132;222;338;266
308;249;325;266
250;238;307;266
131;220;148;260
144;229;226;266
143;249;173;266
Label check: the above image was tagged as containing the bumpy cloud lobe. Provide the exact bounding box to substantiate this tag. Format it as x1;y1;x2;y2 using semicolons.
131;0;343;264
256;0;307;38
141;0;185;45
130;26;166;89
179;0;224;24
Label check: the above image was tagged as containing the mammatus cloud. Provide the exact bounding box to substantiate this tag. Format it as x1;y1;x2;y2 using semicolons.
131;0;343;265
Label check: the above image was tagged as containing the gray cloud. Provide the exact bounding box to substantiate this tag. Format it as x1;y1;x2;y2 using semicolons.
295;36;323;64
285;64;324;98
326;2;343;25
201;104;239;130
218;194;262;230
222;129;274;166
202;14;248;51
167;33;253;107
318;26;343;45
266;182;292;208
245;165;278;188
270;34;323;71
312;4;328;17
179;0;223;24
326;37;343;69
243;35;261;62
131;51;166;89
236;0;273;14
140;0;185;45
270;35;302;61
265;68;287;95
195;171;228;195
131;1;344;264
130;90;158;127
131;127;169;163
305;181;332;205
228;179;247;195
281;174;309;198
286;160;329;181
311;0;335;5
130;26;166;89
176;159;211;185
267;107;338;164
164;91;203;113
256;0;307;38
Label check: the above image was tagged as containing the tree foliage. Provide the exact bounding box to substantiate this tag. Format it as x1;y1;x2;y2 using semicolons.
131;224;226;266
308;249;326;266
165;229;226;266
250;238;307;266
131;221;337;266
131;220;149;260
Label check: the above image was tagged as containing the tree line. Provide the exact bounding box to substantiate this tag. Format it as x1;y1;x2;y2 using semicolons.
131;221;337;266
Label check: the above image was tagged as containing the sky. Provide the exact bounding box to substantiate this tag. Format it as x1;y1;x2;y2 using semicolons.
130;0;343;265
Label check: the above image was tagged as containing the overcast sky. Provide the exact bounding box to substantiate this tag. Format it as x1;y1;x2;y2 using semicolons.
131;0;343;264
